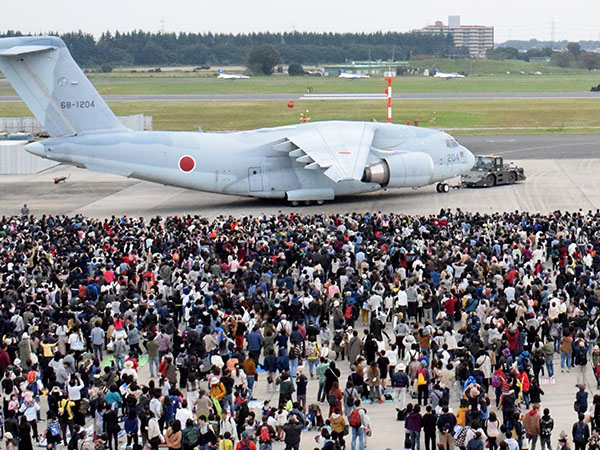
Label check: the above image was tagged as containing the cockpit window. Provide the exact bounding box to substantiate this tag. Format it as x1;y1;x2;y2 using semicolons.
446;138;459;148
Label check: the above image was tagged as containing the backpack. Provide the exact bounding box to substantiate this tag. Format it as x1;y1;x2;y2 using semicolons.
239;442;250;450
345;389;355;407
491;372;502;388
328;392;339;407
454;427;469;448
345;305;353;320
333;332;343;345
184;426;199;446
576;351;587;366
349;408;361;428
574;422;586;442
49;422;61;437
259;425;271;443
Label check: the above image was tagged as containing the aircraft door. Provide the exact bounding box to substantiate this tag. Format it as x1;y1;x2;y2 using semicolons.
248;167;263;192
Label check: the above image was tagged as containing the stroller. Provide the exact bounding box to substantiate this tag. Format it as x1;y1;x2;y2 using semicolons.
307;403;324;430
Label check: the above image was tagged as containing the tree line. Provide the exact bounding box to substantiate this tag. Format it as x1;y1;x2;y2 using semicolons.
1;30;451;68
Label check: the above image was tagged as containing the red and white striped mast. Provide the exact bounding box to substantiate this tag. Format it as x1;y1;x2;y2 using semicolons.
384;69;395;123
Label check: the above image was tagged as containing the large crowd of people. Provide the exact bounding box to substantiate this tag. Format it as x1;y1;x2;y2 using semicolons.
1;209;600;450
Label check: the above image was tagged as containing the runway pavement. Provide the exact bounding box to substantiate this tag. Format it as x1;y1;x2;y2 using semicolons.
2;134;600;219
0;91;599;102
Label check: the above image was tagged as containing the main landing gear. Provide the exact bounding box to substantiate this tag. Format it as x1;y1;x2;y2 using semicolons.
436;182;450;193
289;200;325;206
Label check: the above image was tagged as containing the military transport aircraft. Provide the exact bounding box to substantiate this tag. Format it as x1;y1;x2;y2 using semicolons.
0;36;475;204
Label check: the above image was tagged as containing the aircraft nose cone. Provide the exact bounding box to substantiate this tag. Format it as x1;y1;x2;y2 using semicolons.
465;148;475;169
25;141;44;157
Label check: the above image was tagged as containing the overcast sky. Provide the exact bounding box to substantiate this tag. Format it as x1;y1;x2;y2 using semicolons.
2;0;599;44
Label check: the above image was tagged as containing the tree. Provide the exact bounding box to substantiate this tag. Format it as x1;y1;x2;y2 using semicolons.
550;51;575;68
567;42;581;57
581;52;600;70
246;45;280;75
287;63;304;76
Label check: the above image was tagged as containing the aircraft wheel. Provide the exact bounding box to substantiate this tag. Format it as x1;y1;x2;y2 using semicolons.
436;183;442;193
290;201;300;207
441;183;450;193
316;200;325;205
304;201;311;206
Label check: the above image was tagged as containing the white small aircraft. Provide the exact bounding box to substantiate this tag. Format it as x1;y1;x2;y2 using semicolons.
217;69;250;79
433;68;465;79
338;70;370;79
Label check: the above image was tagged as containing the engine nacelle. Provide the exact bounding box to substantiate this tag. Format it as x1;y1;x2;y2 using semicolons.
362;152;434;188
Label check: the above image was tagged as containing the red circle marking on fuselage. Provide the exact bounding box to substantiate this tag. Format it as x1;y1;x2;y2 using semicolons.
179;156;196;172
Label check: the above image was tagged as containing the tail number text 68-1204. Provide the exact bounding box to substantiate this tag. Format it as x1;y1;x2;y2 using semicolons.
60;100;95;109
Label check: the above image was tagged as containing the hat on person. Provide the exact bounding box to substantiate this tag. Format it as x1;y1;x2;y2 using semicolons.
210;378;219;385
333;301;340;307
241;431;250;439
21;332;28;339
5;432;13;440
397;363;406;371
124;360;134;369
558;431;568;442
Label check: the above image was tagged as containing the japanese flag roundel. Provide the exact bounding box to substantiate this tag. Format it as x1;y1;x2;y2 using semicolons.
179;155;196;172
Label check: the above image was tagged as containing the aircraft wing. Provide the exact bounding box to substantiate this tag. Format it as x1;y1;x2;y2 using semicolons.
274;122;374;182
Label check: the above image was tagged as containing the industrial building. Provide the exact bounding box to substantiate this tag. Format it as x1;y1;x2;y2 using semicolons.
322;61;409;77
418;16;494;58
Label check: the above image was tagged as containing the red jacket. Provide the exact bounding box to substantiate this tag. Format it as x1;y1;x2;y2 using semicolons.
236;440;257;450
0;349;10;371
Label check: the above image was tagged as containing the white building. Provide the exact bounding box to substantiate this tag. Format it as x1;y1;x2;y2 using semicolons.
418;16;494;58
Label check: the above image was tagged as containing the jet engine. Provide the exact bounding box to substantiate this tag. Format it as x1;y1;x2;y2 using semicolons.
362;152;434;188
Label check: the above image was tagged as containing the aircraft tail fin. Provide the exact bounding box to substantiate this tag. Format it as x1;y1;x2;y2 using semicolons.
0;36;127;137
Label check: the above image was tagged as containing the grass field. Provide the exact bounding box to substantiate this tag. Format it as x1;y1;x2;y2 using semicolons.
1;72;600;97
0;98;598;133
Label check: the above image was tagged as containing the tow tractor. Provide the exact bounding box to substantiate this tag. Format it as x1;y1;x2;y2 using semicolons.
461;154;525;187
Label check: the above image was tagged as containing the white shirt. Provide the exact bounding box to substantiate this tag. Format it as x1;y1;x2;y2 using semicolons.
175;407;193;424
396;290;408;307
67;381;84;401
